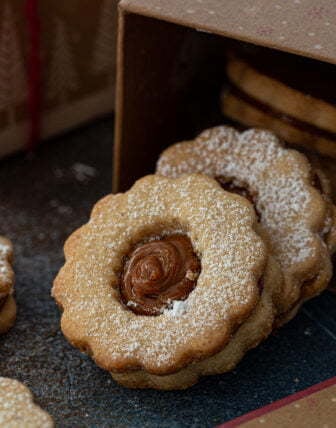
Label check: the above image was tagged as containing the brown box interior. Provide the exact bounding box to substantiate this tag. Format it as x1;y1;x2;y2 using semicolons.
114;3;336;192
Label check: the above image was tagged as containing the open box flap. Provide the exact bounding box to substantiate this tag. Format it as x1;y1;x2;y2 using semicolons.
114;0;336;192
120;0;336;65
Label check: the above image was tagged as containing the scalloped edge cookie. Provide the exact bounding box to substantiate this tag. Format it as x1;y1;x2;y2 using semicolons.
156;126;335;325
53;174;282;389
0;377;53;427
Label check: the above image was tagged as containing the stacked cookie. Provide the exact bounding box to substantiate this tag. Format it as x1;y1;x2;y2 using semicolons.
157;126;336;326
0;242;55;424
53;126;335;390
221;51;336;292
221;54;336;159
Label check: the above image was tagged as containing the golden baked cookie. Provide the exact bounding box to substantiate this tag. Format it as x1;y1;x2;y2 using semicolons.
221;55;336;158
306;153;336;293
0;237;16;334
0;377;53;427
157;126;335;325
53;174;282;389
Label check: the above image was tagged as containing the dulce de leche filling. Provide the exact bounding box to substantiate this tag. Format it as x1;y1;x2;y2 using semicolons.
119;234;201;316
215;176;260;220
215;176;255;204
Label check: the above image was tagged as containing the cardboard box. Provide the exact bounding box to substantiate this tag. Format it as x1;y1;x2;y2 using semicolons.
114;0;336;191
219;376;336;428
0;0;118;158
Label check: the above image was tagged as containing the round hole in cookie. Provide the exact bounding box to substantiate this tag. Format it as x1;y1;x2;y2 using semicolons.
215;176;261;220
118;234;201;316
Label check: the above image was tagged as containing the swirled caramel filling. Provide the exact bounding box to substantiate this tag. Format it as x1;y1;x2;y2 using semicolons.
119;234;201;316
215;176;260;219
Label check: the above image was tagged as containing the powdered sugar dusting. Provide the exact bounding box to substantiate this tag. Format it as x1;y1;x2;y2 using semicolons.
157;126;329;294
164;299;188;317
54;174;266;372
0;377;53;427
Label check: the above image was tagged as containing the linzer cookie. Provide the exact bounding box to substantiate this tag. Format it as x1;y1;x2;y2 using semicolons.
0;377;53;427
52;174;282;389
157;126;335;325
221;54;336;158
0;237;15;334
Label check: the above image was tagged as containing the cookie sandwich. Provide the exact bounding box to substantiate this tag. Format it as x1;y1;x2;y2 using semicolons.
157;126;336;325
221;54;336;158
53;174;282;389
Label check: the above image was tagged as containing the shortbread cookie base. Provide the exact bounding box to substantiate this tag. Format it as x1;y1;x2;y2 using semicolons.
111;255;282;389
0;377;54;427
226;56;336;136
53;174;280;388
157;126;334;325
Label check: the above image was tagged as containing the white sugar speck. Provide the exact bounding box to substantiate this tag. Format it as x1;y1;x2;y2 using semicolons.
164;300;188;317
72;163;97;182
127;301;137;308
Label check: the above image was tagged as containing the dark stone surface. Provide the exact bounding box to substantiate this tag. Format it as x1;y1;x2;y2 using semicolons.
0;117;335;428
